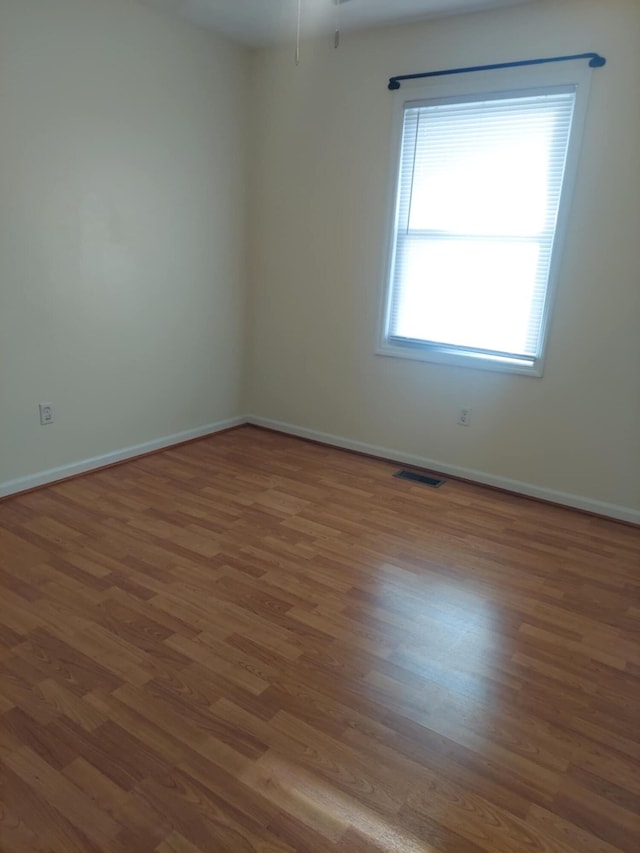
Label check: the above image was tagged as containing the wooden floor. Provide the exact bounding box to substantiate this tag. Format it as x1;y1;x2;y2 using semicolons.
0;426;639;853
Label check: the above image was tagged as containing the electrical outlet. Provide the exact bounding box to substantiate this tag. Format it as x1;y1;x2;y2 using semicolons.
457;407;472;427
39;403;54;425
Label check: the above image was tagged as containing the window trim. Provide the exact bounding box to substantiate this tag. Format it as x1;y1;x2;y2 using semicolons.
376;64;594;377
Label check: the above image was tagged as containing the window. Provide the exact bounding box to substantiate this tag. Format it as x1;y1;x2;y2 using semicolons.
379;73;590;376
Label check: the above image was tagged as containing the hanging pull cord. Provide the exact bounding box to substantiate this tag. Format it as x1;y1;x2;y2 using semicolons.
295;0;302;65
334;0;340;49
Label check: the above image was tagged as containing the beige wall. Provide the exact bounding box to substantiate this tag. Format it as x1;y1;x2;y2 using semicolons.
1;0;638;520
0;0;248;486
246;0;640;518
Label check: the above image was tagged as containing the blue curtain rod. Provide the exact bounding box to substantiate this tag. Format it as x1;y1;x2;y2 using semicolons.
388;52;606;91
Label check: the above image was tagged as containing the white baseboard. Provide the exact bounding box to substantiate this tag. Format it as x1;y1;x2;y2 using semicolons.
0;416;246;499
3;413;637;525
248;415;640;525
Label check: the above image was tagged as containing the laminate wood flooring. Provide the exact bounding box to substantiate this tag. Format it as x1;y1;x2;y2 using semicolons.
0;425;638;852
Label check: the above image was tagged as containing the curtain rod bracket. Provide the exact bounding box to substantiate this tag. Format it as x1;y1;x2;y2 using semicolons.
388;52;607;91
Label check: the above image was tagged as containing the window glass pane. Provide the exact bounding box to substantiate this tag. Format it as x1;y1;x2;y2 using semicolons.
406;104;561;236
392;238;540;355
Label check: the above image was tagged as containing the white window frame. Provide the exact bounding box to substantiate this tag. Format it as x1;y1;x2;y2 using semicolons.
376;63;594;377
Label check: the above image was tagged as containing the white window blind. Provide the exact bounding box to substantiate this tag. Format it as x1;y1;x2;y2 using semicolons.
384;87;577;371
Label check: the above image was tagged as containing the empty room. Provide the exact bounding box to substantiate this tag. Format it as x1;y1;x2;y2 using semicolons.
0;0;639;850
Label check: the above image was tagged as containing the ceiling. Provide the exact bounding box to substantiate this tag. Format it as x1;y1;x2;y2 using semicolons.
137;0;534;47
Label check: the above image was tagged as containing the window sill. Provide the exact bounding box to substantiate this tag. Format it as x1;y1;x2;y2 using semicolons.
376;340;544;377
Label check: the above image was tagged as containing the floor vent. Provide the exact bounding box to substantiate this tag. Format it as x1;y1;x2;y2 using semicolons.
394;469;445;488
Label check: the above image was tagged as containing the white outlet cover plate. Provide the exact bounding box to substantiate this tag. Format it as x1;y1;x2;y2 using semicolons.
39;403;54;425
